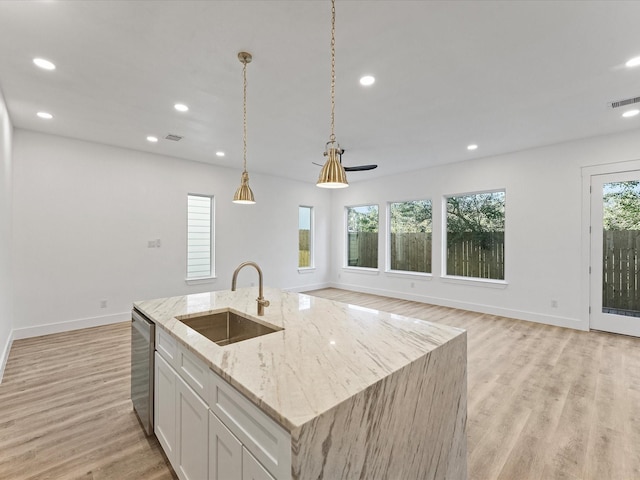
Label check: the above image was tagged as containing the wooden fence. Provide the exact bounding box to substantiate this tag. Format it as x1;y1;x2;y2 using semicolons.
390;233;432;273
299;230;310;267
446;232;504;280
603;230;640;313
348;231;504;279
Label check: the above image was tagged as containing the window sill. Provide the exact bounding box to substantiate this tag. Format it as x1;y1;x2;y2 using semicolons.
441;275;508;288
342;267;380;275
185;276;217;286
385;270;433;280
298;267;316;274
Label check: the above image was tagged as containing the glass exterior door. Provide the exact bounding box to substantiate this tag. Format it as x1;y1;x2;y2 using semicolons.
590;171;640;336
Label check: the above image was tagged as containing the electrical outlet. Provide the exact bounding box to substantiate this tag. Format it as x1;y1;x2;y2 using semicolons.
551;300;558;308
100;300;107;309
410;282;415;288
155;239;161;248
147;240;155;248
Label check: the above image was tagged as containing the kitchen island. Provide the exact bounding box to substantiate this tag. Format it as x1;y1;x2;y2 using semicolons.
134;287;467;480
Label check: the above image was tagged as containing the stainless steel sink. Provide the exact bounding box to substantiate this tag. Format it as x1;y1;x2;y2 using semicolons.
176;311;281;346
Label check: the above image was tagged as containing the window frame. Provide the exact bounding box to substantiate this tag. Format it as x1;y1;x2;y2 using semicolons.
298;205;315;271
344;204;380;271
442;188;507;285
185;193;216;284
386;198;433;277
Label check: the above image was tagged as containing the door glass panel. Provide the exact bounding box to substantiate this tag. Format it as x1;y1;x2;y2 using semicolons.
602;181;640;317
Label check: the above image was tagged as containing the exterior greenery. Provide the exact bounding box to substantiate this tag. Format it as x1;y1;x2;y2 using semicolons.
390;200;432;273
347;205;378;268
603;181;640;230
446;191;505;279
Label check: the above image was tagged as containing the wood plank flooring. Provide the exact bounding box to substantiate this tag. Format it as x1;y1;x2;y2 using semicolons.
1;288;639;479
0;322;176;480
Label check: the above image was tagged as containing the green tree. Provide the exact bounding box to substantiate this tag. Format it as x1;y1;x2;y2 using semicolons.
603;181;640;230
347;205;379;232
446;192;505;248
390;200;432;233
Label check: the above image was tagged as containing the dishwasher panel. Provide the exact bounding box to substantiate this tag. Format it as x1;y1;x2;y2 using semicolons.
131;309;155;435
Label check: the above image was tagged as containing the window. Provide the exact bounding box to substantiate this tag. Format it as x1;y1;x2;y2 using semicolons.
346;205;379;268
445;191;505;280
299;206;313;268
389;200;432;273
187;194;214;279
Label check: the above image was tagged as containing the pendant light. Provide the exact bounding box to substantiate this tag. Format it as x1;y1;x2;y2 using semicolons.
317;0;348;188
233;52;256;204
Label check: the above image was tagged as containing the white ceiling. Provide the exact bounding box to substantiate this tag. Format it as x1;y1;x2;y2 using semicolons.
0;0;639;185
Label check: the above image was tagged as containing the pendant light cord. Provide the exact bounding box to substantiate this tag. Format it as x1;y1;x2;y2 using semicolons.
242;57;248;172
329;0;336;144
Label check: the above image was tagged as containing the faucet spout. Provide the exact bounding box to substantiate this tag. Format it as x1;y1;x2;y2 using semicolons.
231;261;270;316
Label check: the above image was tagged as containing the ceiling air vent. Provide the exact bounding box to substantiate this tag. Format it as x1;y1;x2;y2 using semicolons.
165;134;183;141
609;96;640;109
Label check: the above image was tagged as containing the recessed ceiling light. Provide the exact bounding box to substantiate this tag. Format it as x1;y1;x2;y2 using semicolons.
215;151;225;157
33;58;56;70
36;112;53;119
174;103;189;112
147;136;159;143
625;56;640;68
622;109;639;118
467;144;478;150
359;75;375;86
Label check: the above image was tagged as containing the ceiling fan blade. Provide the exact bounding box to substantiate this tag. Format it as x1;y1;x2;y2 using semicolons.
344;164;378;172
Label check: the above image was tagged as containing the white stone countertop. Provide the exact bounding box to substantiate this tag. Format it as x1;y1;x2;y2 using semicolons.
134;287;465;433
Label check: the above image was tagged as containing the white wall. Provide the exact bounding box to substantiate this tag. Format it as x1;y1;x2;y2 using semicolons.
0;86;14;379
12;130;331;337
330;128;640;330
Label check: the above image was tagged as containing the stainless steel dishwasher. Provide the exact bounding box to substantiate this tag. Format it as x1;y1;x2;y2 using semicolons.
131;308;155;435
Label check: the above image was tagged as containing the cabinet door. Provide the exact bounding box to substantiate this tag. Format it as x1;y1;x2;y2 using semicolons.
154;352;176;463
175;374;209;480
209;411;242;480
242;447;276;480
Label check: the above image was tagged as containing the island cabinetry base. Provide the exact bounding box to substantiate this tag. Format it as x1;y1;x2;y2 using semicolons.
155;351;208;480
209;411;275;480
154;327;289;480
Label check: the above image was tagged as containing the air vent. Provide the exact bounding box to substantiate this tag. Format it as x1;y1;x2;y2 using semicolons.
165;134;183;141
609;96;640;109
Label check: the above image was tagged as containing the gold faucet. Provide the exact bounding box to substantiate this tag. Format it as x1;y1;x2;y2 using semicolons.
231;261;270;316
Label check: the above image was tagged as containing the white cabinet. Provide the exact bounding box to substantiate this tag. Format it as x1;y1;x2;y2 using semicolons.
154;328;290;480
155;348;208;480
242;447;276;480
154;352;176;463
209;411;242;480
209;411;276;480
176;375;209;480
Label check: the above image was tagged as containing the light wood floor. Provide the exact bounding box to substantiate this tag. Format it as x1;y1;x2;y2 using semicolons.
0;322;176;480
1;288;639;479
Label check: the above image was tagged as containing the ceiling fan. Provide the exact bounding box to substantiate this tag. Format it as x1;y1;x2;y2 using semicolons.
312;149;378;172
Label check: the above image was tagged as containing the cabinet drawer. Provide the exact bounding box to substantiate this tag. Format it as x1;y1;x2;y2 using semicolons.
156;327;177;367
209;370;290;480
176;343;209;404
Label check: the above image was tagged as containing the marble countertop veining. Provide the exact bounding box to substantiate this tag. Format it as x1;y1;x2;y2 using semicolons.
134;287;465;433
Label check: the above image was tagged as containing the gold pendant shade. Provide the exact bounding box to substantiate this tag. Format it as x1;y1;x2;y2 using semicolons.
233;170;255;204
317;146;348;188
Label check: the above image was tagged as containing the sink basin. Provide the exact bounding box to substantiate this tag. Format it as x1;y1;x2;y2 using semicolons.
176;311;281;346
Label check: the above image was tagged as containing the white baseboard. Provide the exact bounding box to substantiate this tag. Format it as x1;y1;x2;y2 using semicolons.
11;311;131;341
0;329;14;384
286;282;331;293
328;282;588;331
